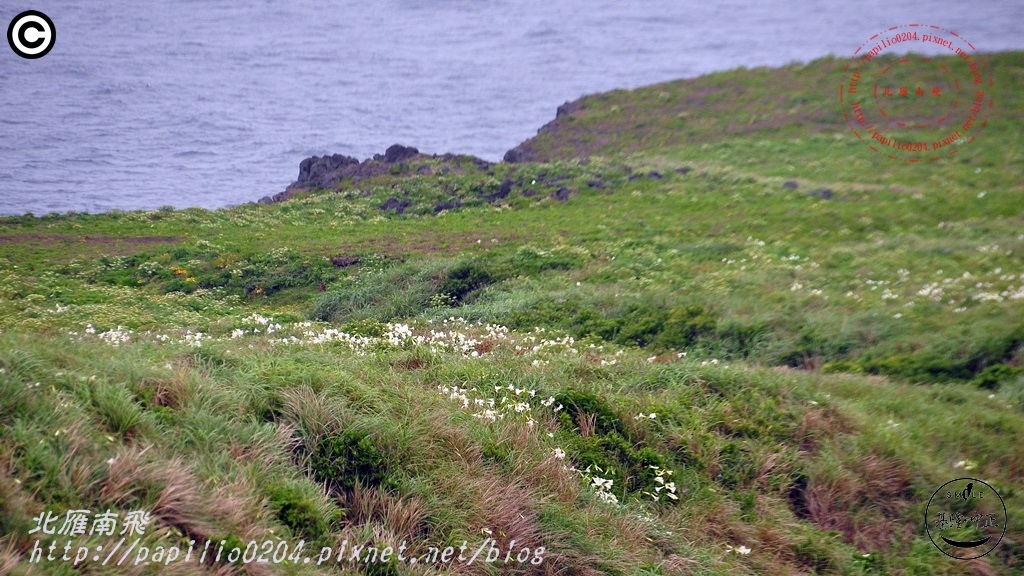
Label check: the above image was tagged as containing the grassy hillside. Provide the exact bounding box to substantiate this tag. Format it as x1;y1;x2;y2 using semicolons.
1;52;1022;575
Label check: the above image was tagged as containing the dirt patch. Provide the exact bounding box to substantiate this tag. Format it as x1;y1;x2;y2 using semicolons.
0;233;183;262
330;255;361;268
331;230;528;259
0;234;181;246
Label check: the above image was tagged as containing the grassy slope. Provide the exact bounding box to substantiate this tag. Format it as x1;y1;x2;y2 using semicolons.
1;52;1023;575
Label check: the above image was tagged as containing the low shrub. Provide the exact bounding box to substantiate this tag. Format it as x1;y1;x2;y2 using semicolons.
439;260;508;303
265;482;334;542
554;389;626;438
307;430;391;494
972;364;1022;390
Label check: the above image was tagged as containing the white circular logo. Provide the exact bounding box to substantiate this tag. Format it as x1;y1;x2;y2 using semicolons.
8;10;56;59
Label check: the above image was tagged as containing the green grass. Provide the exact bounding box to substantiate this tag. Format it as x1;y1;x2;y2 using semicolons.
1;52;1023;574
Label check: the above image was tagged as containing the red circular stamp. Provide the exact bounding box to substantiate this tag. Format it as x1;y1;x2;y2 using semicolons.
840;25;994;162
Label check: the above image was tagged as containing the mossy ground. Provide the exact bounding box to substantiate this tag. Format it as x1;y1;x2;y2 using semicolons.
1;52;1023;575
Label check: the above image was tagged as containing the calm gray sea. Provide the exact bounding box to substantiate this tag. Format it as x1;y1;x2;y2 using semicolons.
1;1;1021;215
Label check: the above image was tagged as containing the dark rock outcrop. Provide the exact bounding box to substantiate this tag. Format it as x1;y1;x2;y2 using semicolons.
259;144;498;205
260;144;425;204
258;190;291;204
556;100;584;119
383;144;419;163
433;199;461;214
298;154;360;188
503;147;528;163
380;197;412;214
482;177;513;203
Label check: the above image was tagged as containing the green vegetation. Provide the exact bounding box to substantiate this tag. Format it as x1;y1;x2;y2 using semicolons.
1;52;1022;574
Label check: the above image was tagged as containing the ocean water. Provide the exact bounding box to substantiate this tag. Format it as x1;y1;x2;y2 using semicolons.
1;1;1021;215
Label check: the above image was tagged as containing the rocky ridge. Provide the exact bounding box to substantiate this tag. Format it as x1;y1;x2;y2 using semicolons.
259;144;493;204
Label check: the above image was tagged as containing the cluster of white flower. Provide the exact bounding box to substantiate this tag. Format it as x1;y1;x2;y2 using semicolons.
577;465;618;505
726;545;752;555
134;261;162;276
69;312;711;371
270;317;510;358
865;267;1024;311
436;382;560;426
917;282;945;301
240;313;283;334
864;279;889;291
540;396;562;410
182;330;207;348
971;285;1024;303
421;322;509;357
295;328;375;351
516;331;580;356
384;323;415;346
96;326;133;347
953;459;977;471
641;466;678;502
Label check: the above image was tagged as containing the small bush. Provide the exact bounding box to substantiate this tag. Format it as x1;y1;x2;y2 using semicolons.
92;383;149;439
510;245;591;274
570;307;619;340
191;345;236;370
614;301;665;348
792;534;842;573
860;353;971;382
504;296;586;332
341;319;389;338
92;246;339;298
572;431;674;500
311;261;445;322
482;439;513;466
972;364;1021;390
307;430;390;493
712;319;769;357
655;305;717;349
554;389;626;437
777;328;856;369
857;325;1024;382
555;390;678;501
715;441;756;489
265;482;334;542
439;261;508;303
210;534;248;567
